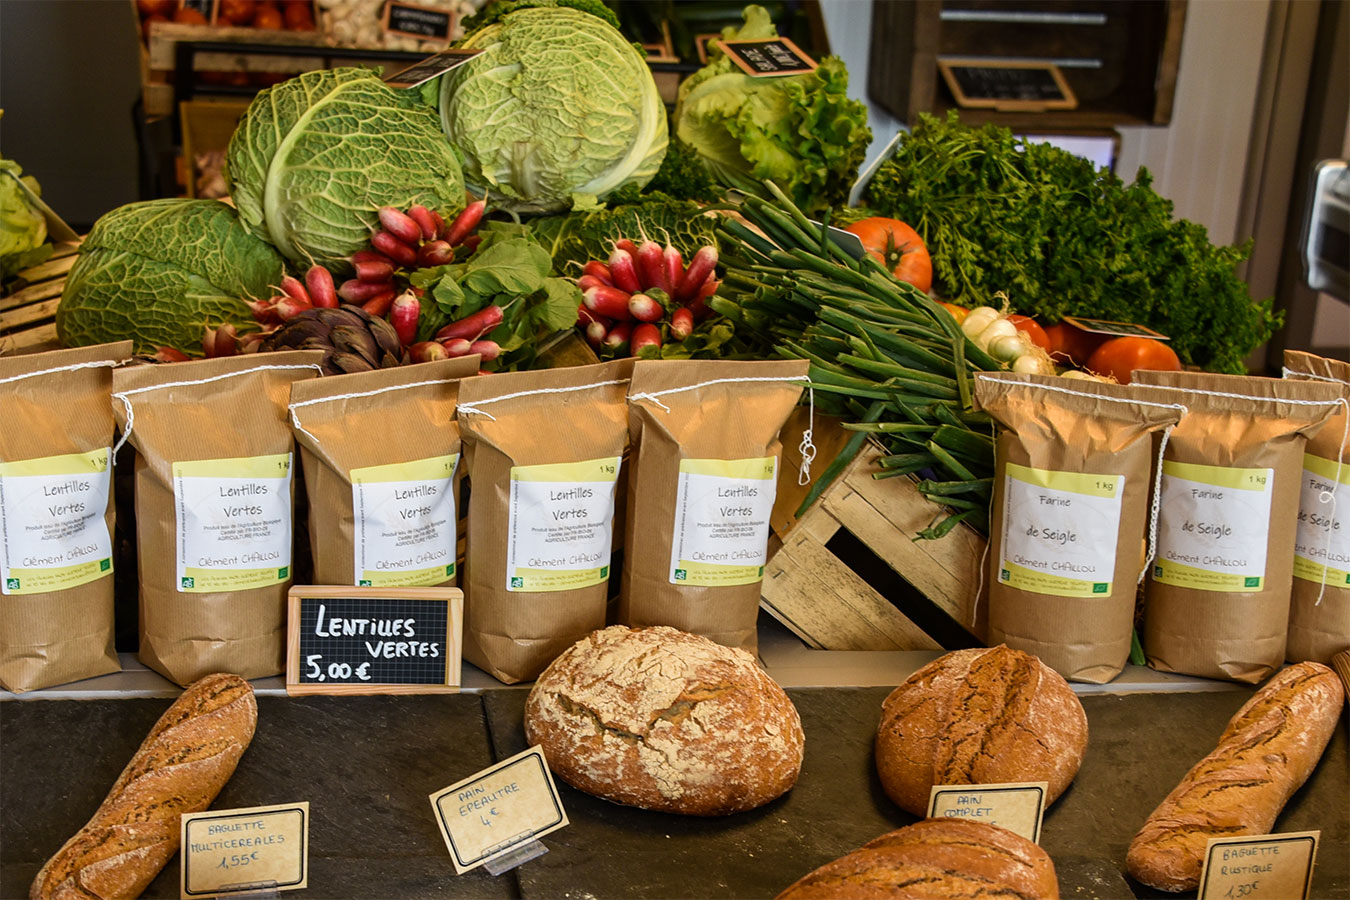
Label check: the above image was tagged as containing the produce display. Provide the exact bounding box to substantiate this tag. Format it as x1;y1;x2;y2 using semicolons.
0;149;52;281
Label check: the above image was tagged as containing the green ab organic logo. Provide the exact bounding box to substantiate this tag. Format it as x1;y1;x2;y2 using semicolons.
182;577;195;589
5;578;19;590
359;579;373;587
510;577;524;588
673;569;687;581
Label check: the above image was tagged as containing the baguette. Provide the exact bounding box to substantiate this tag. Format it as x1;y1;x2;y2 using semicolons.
1126;661;1343;892
30;673;258;900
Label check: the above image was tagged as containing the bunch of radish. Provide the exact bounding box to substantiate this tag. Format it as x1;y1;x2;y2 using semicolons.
408;303;504;365
576;239;719;356
339;201;486;317
248;264;340;326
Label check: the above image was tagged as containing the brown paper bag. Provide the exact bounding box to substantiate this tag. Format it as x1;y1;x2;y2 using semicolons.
1282;350;1350;663
0;342;133;692
458;360;632;684
1131;370;1343;683
289;357;480;588
974;372;1186;683
112;351;324;686
620;359;809;654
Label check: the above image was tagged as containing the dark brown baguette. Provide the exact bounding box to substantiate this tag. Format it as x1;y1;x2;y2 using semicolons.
776;819;1060;899
1126;661;1343;892
30;673;257;900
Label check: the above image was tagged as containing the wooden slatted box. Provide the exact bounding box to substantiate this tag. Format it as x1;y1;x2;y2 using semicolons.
0;240;82;355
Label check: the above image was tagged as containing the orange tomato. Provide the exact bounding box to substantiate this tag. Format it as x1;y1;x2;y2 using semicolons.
172;6;209;24
843;217;932;294
252;3;283;28
1006;314;1050;351
1084;337;1181;384
939;301;968;324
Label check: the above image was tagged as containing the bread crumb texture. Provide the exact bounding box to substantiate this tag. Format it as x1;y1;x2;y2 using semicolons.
524;625;805;816
875;645;1089;817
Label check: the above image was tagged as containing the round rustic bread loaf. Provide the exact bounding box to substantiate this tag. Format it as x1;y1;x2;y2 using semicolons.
875;645;1088;816
523;625;804;815
776;818;1060;899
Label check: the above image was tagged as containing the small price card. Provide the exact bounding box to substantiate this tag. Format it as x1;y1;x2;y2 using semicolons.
717;37;817;77
927;782;1048;843
384;48;483;89
1198;831;1320;900
180;802;309;898
429;746;568;875
1061;315;1170;341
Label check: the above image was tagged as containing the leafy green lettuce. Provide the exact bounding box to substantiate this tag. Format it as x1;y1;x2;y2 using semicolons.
1;156;52;281
58;199;285;354
674;5;870;216
226;67;465;269
434;6;668;214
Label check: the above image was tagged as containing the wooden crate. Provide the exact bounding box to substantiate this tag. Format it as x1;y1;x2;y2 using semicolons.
761;437;988;651
0;241;83;356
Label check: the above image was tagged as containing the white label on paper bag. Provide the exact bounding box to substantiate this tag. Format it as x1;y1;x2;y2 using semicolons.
998;463;1123;598
927;782;1048;843
180;802;309;897
1153;461;1274;592
174;454;293;593
506;457;620;593
1197;831;1319;900
0;448;113;594
351;454;458;587
429;745;569;875
669;456;777;587
1293;453;1350;586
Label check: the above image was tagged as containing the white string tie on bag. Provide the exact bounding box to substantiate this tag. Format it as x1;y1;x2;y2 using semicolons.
456;379;631;422
628;375;816;485
289;378;461;444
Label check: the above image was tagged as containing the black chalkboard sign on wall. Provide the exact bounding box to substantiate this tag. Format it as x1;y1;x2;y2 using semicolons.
383;1;455;43
937;58;1077;112
286;586;462;695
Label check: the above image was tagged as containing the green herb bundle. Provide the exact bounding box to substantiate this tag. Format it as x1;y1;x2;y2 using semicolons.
863;112;1280;374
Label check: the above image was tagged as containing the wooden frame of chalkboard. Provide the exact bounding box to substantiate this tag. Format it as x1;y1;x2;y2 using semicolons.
937;58;1077;112
285;585;463;696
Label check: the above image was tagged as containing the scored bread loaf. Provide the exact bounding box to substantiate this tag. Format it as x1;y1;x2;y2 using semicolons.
1126;661;1343;892
524;625;804;816
875;646;1088;816
776;818;1060;899
30;673;258;900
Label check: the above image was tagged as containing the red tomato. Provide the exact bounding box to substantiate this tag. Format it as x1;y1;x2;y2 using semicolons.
1085;337;1181;384
281;0;315;29
843;217;933;294
1044;322;1106;366
1007;315;1050;351
137;0;174;16
172;6;210;24
252;3;283;28
218;0;256;24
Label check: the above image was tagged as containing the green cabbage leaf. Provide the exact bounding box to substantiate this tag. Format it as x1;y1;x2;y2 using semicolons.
435;6;668;215
226;67;465;269
674;5;870;216
0;157;52;281
57;199;285;354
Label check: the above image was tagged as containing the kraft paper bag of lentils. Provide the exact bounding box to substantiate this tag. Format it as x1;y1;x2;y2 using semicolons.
288;356;479;588
620;358;810;655
457;359;633;684
1282;350;1350;663
0;342;132;692
1130;370;1343;683
974;372;1186;683
112;351;324;686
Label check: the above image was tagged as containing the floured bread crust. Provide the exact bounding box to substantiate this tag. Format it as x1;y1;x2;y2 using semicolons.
524;625;804;816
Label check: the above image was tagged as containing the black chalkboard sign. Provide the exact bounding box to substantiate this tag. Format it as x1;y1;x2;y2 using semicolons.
384;1;455;42
718;37;817;77
938;59;1077;112
286;586;462;695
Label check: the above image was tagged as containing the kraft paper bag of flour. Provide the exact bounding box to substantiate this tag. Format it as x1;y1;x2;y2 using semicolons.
289;356;479;588
458;359;632;684
620;358;809;655
0;342;132;692
975;372;1185;683
1131;370;1342;683
112;351;323;686
1282;350;1350;663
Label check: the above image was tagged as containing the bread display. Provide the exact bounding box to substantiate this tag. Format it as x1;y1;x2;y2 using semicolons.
776;818;1060;899
29;673;258;900
523;624;804;816
875;646;1088;816
1126;661;1344;892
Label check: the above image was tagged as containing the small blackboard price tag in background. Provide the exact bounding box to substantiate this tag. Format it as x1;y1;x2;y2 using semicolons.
384;48;482;89
937;58;1077;112
286;585;462;695
178;0;218;23
1197;831;1319;900
1061;315;1170;341
717;37;817;77
383;1;456;43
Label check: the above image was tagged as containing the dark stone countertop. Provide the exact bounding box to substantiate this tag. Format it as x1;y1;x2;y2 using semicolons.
2;687;1346;900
